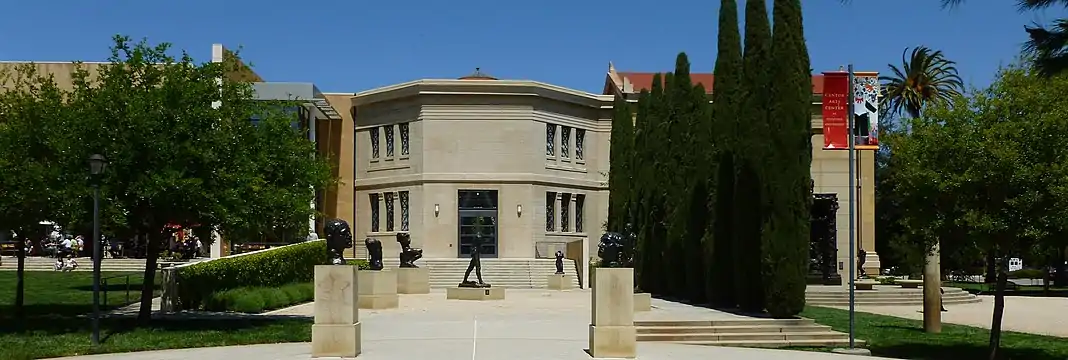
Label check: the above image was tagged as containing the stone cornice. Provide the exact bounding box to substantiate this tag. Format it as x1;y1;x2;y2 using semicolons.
351;80;615;110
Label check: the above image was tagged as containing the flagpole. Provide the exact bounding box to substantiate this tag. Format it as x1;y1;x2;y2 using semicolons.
846;64;857;349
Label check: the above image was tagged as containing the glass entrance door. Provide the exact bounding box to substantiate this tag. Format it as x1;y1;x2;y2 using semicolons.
457;190;498;258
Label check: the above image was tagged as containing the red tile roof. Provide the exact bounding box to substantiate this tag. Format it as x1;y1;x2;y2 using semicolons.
615;72;826;95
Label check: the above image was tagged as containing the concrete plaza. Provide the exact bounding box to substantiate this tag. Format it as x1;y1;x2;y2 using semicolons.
50;289;893;360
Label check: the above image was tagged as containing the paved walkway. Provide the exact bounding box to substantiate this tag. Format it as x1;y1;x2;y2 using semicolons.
824;295;1068;337
50;289;894;359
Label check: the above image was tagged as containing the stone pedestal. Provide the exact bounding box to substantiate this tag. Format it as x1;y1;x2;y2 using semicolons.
547;274;575;290
633;293;651;312
396;267;430;294
446;287;505;300
589;268;636;358
358;270;399;309
312;265;361;358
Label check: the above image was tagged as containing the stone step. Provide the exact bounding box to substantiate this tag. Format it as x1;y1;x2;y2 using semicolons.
635;319;816;327
807;298;983;306
637;325;832;334
638;331;850;342
677;339;864;348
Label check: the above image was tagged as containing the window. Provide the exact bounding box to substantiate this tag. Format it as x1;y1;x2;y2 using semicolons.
545;124;555;156
575;194;585;232
561;127;570;158
385;192;395;231
560;193;571;232
370;193;381;232
400;191;410;231
384;126;395;157
370;127;380;159
545;192;556;231
400;123;410;156
576;129;585;160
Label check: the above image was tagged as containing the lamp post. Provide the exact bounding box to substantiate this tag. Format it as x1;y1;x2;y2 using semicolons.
88;154;107;346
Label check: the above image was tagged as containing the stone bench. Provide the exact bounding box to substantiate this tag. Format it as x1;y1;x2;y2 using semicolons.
896;279;923;288
854;280;879;290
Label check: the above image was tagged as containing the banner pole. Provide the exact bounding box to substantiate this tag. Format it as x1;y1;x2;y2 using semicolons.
846;64;857;349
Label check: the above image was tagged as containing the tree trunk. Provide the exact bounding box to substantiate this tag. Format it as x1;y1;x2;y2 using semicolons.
923;240;942;333
988;265;1008;360
15;233;26;321
985;252;997;283
137;228;162;324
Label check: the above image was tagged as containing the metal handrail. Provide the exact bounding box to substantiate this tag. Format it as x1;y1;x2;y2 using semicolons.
101;272;151;308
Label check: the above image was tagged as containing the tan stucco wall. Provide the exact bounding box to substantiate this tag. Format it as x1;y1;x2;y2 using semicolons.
811;134;879;275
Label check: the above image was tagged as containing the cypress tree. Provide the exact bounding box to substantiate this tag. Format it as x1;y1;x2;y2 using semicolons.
735;0;773;313
633;89;654;292
764;0;813;318
608;96;633;233
645;74;669;294
708;0;743;308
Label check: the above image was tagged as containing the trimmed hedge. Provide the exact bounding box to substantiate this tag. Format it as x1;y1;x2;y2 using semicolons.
205;282;314;313
176;240;371;310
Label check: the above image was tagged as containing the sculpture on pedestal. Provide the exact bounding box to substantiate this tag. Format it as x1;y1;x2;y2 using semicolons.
365;238;384;270
555;250;565;274
857;248;868;278
597;232;625;268
459;233;490;288
397;232;423;268
324;219;354;265
621;222;638;267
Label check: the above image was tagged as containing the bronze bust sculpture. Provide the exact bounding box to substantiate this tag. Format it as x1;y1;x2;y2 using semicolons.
324;219;353;265
365;238;384;270
598;232;625;268
397;232;423;268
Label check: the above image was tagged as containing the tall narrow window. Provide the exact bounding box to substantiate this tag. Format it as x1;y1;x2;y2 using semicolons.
545;192;556;231
370;127;380;159
370;193;381;232
575;129;585;160
384;126;395;157
399;123;410;156
560;193;571;232
399;191;410;231
575;194;585;232
385;192;395;231
545;124;556;156
561;127;570;158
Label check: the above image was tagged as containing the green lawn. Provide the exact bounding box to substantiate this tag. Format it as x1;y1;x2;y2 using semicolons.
0;271;312;360
801;306;1068;360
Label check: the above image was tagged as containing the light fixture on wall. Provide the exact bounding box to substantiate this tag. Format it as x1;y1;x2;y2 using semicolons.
517;204;523;217
434;204;440;217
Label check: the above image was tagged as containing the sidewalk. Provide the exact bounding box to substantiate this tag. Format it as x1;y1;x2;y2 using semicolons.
824;295;1068;337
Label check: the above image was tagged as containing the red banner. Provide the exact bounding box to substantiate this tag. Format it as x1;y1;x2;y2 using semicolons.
821;72;850;150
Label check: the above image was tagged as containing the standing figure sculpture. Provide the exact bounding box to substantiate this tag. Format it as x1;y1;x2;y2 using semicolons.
365;238;384;270
397;232;423;268
857;248;868;278
324;219;354;265
459;233;490;288
597;232;625;268
621;223;638;267
555;250;565;274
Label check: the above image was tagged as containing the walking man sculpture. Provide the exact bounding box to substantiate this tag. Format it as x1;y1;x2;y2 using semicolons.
460;233;489;288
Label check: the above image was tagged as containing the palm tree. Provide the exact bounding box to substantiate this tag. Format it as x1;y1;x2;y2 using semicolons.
880;46;965;119
845;0;1068;76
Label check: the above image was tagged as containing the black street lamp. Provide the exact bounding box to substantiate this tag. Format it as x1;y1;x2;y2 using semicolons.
88;154;107;346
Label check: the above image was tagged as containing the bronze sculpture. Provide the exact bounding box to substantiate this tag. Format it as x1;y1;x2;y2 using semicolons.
397;232;423;268
597;232;625;268
324;219;354;265
857;248;867;278
555;250;565;274
365;238;384;270
459;233;490;288
621;223;637;267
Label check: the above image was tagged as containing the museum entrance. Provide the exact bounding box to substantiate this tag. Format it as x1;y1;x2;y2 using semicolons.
457;190;498;258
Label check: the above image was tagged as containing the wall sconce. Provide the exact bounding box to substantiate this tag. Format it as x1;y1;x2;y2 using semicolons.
434;204;440;217
517;204;523;217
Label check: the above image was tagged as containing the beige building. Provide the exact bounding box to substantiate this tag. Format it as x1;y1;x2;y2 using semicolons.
345;66;879;275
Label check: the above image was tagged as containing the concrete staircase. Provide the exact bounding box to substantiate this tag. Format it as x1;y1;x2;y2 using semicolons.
806;286;981;306
0;256;190;272
379;258;582;289
635;318;861;348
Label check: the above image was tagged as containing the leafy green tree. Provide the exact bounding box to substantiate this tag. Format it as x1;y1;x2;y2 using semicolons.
608;96;633;232
735;0;772;312
763;0;813;318
708;0;743;308
0;64;67;319
890;62;1068;358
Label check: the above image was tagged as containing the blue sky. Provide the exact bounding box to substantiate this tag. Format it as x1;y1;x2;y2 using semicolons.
0;1;1060;94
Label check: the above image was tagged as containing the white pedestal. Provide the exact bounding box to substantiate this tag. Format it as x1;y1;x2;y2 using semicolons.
396;267;430;294
589;268;636;358
548;274;575;290
312;265;361;358
446;287;505;300
358;269;399;309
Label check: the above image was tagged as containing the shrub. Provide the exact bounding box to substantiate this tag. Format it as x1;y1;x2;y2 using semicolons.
1009;268;1045;280
205;282;315;313
176;240;327;310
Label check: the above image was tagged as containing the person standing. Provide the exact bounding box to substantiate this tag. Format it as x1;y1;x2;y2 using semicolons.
61;236;73;258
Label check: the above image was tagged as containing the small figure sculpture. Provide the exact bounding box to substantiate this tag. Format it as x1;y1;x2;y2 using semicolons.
365;238;384;270
459;233;490;288
324;219;354;265
555;250;565;274
397;232;423;268
621;223;638;267
857;248;867;278
597;232;625;268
